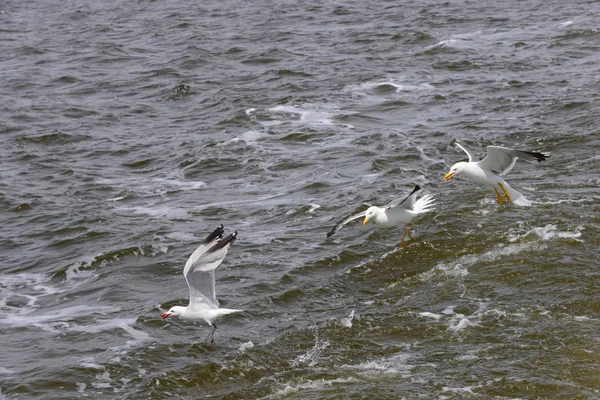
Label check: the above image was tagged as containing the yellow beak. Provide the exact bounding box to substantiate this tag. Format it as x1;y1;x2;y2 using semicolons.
444;171;455;181
363;216;370;225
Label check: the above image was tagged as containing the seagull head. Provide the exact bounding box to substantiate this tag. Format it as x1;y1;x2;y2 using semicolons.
161;306;185;320
363;206;379;225
444;162;467;181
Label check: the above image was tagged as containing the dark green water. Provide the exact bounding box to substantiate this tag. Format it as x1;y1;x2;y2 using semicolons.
1;0;599;398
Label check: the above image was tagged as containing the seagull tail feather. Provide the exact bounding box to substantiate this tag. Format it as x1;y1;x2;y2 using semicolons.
215;308;243;317
501;182;532;207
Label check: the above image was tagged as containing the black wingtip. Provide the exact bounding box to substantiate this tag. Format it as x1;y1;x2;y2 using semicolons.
203;224;224;244
208;231;237;253
525;151;550;162
326;228;336;238
407;184;421;197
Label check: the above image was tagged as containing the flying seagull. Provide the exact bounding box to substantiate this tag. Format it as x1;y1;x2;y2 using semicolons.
326;185;435;249
444;142;550;206
161;224;242;343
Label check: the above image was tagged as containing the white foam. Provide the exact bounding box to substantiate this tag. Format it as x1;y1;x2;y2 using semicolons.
153;178;206;190
121;205;189;219
535;197;596;205
361;171;385;184
339;309;355;328
345;257;373;275
71;317;150;343
106;195;127;202
80;357;104;370
1;305;119;327
473;208;490;217
91;371;112;389
557;20;574;27
259;377;358;400
266;103;353;128
448;318;475;332
533;224;583;241
0;367;14;374
425;39;457;51
344;79;434;107
238;341;254;352
292;336;330;367
217;130;268;147
165;232;196;243
481;308;507;319
98;177;207;199
307;203;320;214
348;80;403;93
457;354;479;361
270;104;335;125
442;306;455;315
343;352;416;378
442;386;477;395
76;383;86;394
507;224;583;243
188;191;289;212
420;240;549;282
418;312;442;321
121;323;152;343
452;30;482;39
424;30;489;52
574;315;591;321
0;272;68;313
65;258;98;283
0;272;51;291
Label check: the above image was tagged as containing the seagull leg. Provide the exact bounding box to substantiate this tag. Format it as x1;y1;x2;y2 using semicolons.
494;188;504;205
498;183;511;202
400;230;408;250
206;323;217;344
406;222;414;241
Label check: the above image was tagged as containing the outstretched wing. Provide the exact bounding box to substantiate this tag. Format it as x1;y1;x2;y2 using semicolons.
479;146;550;175
454;141;479;163
384;185;421;209
326;211;367;238
183;225;237;309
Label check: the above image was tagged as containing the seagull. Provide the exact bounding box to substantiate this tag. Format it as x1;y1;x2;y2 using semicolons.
161;224;242;343
444;142;550;206
326;185;435;249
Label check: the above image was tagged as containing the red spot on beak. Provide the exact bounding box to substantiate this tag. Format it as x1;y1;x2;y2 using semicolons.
161;313;171;320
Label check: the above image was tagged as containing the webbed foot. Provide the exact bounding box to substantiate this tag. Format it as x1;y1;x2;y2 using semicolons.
498;183;511;202
494;188;504;205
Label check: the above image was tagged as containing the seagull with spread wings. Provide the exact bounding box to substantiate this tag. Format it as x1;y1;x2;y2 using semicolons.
444;142;550;206
161;224;242;343
326;185;435;249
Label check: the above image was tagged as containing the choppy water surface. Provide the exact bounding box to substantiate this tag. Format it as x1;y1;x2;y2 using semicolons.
1;0;599;398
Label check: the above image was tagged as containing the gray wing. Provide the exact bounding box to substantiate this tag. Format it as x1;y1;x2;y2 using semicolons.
479;146;550;175
326;211;366;238
455;142;479;163
384;185;421;209
183;225;237;309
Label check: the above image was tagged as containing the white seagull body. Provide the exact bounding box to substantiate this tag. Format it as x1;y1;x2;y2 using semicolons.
326;185;435;249
161;225;242;343
444;142;550;206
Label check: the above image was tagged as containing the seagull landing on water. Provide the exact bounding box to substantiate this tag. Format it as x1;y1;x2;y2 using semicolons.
326;185;435;250
161;224;242;344
444;142;550;206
